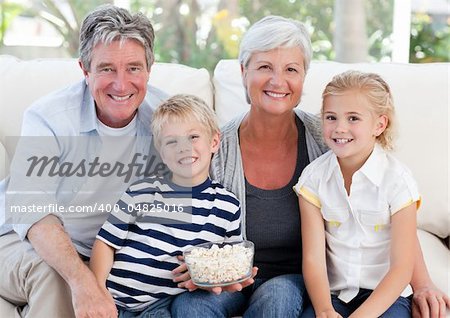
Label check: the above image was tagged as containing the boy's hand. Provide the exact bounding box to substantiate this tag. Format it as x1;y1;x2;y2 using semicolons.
172;257;196;291
172;255;258;295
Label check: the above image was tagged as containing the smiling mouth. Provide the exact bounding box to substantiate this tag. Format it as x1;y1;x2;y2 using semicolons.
178;157;198;165
265;91;288;98
109;94;133;101
334;138;353;144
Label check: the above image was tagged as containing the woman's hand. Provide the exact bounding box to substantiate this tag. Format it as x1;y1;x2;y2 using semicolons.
172;255;258;295
412;283;450;318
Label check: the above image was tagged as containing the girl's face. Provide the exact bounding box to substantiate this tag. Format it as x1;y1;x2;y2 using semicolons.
322;90;387;167
241;47;305;116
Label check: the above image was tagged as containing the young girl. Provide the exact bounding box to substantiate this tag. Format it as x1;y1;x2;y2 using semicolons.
295;70;420;318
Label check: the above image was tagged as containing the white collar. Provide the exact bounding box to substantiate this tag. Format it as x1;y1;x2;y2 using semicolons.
324;144;387;187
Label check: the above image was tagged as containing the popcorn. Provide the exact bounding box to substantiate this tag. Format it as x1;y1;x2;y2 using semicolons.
184;241;254;286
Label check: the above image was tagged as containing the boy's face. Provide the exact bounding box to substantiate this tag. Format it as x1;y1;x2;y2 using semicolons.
158;119;219;187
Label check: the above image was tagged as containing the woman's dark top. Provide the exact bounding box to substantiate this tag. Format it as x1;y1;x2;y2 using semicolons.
245;117;310;279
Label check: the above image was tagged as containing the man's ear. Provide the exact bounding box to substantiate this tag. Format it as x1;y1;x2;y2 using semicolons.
375;115;388;137
78;60;88;77
145;64;152;83
79;60;90;86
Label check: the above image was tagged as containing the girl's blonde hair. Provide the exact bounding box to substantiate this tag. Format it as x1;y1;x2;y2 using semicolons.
322;70;396;150
151;94;219;150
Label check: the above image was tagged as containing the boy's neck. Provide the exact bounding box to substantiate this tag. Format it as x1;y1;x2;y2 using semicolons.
170;175;210;188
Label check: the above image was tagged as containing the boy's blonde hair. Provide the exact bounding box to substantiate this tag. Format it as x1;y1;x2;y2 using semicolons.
322;70;396;150
151;94;219;150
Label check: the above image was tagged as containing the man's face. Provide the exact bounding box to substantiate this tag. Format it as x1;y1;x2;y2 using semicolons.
80;39;150;128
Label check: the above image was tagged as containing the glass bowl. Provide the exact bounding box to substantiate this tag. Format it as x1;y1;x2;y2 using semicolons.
183;240;254;287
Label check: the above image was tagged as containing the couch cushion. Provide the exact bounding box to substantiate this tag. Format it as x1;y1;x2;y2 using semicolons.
0;55;212;144
150;62;213;107
214;59;449;239
213;60;248;127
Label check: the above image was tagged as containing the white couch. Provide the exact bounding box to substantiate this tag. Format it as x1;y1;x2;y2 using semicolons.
0;55;448;315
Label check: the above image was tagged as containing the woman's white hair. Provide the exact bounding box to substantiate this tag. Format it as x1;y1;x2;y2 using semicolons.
238;15;312;73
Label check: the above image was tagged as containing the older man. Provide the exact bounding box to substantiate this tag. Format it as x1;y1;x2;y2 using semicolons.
0;5;167;317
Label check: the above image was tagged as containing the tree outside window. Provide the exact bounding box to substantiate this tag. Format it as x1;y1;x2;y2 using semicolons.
0;0;448;72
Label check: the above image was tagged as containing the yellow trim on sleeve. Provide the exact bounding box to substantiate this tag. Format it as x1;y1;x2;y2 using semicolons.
297;186;321;209
392;196;422;215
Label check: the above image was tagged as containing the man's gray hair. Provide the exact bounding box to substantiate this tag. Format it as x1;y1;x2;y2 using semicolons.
79;4;155;71
238;16;312;73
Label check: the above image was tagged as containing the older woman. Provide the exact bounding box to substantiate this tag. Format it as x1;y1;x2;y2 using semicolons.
172;15;325;318
172;15;449;318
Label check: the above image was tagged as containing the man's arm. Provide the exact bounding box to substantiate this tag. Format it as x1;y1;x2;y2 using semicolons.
410;235;450;318
27;215;117;318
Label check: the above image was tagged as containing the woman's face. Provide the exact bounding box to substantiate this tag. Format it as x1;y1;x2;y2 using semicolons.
242;47;305;116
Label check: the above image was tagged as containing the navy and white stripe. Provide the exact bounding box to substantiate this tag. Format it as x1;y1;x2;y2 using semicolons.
97;176;241;311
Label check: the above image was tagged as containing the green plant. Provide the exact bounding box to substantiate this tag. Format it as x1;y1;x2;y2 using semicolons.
0;1;23;45
239;0;394;62
410;12;450;63
5;0;447;68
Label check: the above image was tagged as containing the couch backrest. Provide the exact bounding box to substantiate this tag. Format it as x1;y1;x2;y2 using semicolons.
0;55;212;142
0;56;448;239
214;59;450;239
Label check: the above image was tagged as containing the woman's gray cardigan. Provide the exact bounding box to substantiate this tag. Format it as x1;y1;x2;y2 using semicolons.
210;108;328;238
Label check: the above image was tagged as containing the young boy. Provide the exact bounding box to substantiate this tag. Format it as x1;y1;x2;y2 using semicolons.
90;94;242;318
